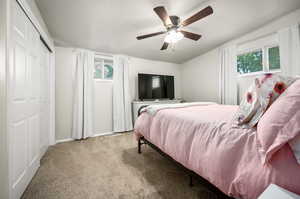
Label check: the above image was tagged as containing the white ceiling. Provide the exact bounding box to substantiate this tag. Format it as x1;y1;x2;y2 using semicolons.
35;0;300;63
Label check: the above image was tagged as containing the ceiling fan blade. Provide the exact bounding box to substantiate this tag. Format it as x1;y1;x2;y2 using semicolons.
180;31;202;41
160;42;169;50
153;6;172;26
136;31;166;40
181;6;213;27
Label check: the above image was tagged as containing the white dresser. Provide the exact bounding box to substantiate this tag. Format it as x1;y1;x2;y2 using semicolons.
132;100;182;123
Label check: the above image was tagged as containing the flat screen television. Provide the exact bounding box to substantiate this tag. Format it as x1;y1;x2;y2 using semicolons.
138;73;174;100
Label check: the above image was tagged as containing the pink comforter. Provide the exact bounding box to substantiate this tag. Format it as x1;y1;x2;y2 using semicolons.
134;104;300;199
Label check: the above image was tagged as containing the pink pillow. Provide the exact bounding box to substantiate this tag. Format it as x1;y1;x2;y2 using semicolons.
257;80;300;164
235;74;296;128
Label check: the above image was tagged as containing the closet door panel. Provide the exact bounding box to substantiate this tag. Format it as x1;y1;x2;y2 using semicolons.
10;2;28;123
28;54;40;100
28;114;40;166
11;120;27;185
9;2;43;198
27;21;40;117
12;44;27;101
27;52;40;116
12;0;26;41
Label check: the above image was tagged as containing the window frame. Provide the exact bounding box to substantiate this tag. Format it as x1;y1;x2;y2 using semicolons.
237;34;281;77
94;55;114;82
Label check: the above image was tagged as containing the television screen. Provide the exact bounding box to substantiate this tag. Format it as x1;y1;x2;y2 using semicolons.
138;73;174;100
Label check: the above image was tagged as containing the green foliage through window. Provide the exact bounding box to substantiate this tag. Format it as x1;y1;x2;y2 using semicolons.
268;46;280;70
237;50;263;74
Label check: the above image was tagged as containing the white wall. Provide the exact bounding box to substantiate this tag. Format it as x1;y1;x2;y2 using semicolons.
181;8;300;103
93;80;113;135
55;47;181;141
55;47;75;140
181;49;220;103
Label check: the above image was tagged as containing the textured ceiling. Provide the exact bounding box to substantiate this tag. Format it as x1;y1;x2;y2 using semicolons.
35;0;300;63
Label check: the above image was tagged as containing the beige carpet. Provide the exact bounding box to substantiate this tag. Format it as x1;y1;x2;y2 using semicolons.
22;132;230;199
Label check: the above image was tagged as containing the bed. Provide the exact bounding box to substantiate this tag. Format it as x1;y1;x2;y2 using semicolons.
134;104;300;199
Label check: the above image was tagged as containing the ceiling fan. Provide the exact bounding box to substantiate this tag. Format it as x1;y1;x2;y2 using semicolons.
136;6;213;50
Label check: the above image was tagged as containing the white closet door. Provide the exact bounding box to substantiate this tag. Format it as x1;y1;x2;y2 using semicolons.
8;2;43;198
40;43;50;157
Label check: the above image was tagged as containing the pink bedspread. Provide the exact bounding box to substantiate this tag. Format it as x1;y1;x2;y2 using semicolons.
134;104;300;199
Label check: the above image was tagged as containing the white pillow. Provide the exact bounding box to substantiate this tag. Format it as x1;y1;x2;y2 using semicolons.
289;135;300;164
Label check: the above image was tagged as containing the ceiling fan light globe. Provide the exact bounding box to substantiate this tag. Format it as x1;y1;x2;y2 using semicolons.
176;31;184;41
164;31;184;44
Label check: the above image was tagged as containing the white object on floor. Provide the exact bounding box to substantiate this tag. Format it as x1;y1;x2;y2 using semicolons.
258;184;300;199
143;102;217;116
113;55;133;132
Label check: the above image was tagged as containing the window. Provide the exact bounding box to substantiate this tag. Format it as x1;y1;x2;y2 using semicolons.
237;50;263;74
237;35;281;75
94;56;113;80
268;46;280;70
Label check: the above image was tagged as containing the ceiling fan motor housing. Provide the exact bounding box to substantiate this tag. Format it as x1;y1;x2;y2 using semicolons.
169;15;180;27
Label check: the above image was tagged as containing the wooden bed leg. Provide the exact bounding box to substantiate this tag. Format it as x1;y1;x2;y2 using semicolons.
138;138;142;154
189;175;194;187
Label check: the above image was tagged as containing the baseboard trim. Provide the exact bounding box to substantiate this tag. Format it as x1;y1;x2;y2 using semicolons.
55;132;116;144
55;138;75;144
92;132;115;137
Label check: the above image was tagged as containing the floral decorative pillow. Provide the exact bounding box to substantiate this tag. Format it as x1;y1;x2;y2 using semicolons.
257;80;300;164
234;74;296;128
